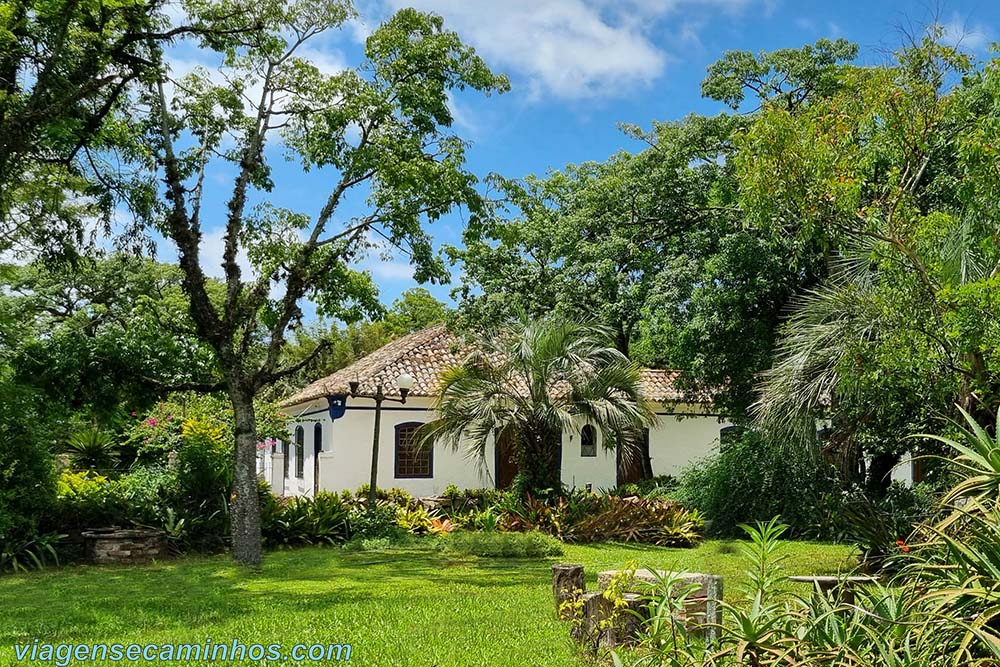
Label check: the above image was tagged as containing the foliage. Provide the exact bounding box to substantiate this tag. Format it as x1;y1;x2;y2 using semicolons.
63;427;121;473
0;0;187;256
1;258;215;427
612;476;677;499
262;492;351;548
615;412;1000;667
349;503;407;542
422;317;655;494
748;34;1000;490
674;428;843;538
395;504;437;535
0;381;57;569
439;530;563;558
51;471;130;531
0;532;63;574
839;482;936;574
565;497;703;547
490;489;703;547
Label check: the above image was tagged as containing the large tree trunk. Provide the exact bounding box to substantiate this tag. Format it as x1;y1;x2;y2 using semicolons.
229;386;262;566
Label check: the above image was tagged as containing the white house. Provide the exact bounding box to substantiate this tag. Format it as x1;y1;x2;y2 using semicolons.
267;324;731;497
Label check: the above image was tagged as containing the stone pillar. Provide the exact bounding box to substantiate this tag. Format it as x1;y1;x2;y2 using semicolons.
552;563;585;619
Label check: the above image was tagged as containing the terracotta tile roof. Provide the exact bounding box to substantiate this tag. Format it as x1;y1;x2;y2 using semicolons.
280;324;703;407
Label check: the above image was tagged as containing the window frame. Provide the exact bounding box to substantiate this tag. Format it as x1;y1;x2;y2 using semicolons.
294;425;305;479
580;424;597;458
394;421;433;479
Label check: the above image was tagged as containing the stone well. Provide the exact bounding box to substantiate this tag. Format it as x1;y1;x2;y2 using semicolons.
81;528;168;565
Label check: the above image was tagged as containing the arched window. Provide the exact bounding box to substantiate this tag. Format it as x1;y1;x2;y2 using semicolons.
580;424;597;457
313;423;323;453
394;422;432;478
294;425;305;479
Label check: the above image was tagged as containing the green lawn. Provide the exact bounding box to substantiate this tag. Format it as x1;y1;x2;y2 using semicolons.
0;540;854;666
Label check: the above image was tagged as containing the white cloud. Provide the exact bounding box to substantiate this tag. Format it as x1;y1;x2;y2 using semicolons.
940;14;992;51
378;0;764;100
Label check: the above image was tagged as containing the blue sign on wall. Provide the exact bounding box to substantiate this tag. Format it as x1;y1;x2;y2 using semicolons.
327;394;348;420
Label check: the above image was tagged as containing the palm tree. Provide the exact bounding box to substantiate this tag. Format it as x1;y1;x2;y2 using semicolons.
421;318;656;494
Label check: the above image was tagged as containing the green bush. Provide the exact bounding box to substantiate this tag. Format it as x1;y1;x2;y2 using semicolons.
262;492;351;548
613;475;677;499
118;465;179;524
439;530;563;558
348;503;407;541
0;384;58;571
674;429;842;538
51;471;131;531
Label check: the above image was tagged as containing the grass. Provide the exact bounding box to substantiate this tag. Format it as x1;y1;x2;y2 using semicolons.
0;539;855;666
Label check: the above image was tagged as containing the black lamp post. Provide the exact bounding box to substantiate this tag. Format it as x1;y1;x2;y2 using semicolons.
349;372;415;512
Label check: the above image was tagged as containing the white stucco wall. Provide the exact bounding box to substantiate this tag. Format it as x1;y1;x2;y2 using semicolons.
283;397;495;496
647;407;730;478
560;416;617;492
279;398;729;497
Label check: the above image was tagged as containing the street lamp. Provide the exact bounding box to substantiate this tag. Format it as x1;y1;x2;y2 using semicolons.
349;372;415;511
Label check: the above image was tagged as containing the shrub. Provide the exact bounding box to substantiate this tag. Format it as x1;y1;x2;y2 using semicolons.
63;427;121;473
396;504;436;535
491;490;703;547
118;465;179;524
348;503;406;541
51;471;131;530
262;492;351;548
0;384;57;570
170;418;233;550
674;428;842;538
612;475;677;499
440;530;563;558
841;481;938;573
350;485;418;509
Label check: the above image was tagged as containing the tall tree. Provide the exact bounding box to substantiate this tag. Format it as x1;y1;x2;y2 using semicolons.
0;255;212;425
139;0;506;564
0;0;258;257
748;34;1000;490
452;38;860;419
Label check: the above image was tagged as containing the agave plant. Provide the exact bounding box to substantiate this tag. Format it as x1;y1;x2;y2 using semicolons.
64;427;121;472
919;407;1000;531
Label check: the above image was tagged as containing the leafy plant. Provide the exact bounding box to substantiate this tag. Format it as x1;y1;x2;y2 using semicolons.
63;428;121;472
565;497;703;547
349;503;406;541
675;428;842;538
0;532;63;573
262;492;350;547
439;530;563;558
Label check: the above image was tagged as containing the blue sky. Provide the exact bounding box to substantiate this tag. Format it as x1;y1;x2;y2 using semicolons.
162;0;1000;314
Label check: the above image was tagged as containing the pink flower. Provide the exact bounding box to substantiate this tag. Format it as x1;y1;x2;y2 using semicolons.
147;418;159;427
130;411;137;417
